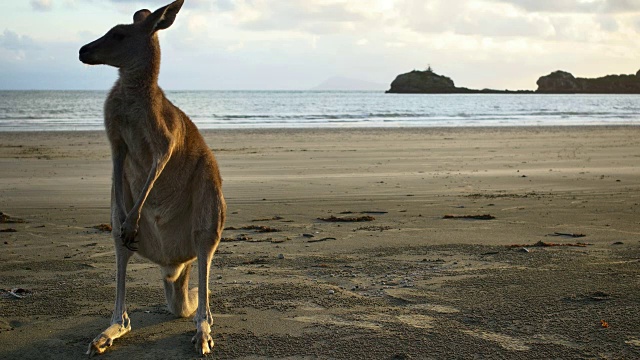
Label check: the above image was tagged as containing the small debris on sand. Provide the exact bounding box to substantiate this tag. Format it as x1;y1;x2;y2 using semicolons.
222;234;254;242
508;240;590;248
0;212;25;224
354;225;392;232
225;225;280;233
480;251;500;256
243;258;269;265
318;215;375;222
308;237;337;243
443;214;495;220
338;210;387;215
5;288;31;299
244;225;281;233
466;192;541;199
549;232;586;238
0;228;17;233
590;291;611;301
92;224;112;232
252;216;284;222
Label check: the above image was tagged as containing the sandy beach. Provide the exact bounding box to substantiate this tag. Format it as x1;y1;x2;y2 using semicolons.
0;126;639;359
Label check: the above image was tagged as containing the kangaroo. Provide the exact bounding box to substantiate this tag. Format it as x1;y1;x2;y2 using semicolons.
79;0;225;356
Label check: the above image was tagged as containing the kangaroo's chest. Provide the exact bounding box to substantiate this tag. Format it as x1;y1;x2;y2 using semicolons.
104;91;186;208
106;96;151;153
105;98;152;179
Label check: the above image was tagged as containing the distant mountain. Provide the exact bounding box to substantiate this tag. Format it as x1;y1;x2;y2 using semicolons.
310;77;387;91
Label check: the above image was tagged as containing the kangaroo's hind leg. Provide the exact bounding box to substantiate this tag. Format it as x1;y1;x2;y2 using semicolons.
191;230;220;356
162;261;198;318
87;185;136;356
190;169;225;355
87;240;134;355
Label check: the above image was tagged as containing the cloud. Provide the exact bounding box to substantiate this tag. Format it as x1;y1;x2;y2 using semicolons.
31;0;53;11
106;0;211;10
383;0;640;44
0;28;115;90
396;0;554;37
324;1;544;38
6;0;640;90
596;14;619;31
603;0;640;13
0;30;38;52
158;0;640;89
212;0;236;12
229;1;369;34
490;0;640;14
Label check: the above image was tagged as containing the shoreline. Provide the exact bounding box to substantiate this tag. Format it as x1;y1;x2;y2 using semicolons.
0;122;639;133
1;126;639;359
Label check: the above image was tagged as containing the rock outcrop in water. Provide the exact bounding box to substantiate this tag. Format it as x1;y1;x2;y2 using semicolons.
536;70;640;93
386;69;457;93
386;68;640;94
386;68;531;94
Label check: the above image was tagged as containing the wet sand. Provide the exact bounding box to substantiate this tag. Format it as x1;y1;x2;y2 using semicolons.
1;127;639;359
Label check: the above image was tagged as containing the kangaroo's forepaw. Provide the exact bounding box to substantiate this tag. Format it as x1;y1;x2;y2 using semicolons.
192;331;214;355
86;323;131;356
119;223;139;251
122;238;138;252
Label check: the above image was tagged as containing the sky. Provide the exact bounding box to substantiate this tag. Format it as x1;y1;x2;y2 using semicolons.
1;0;640;90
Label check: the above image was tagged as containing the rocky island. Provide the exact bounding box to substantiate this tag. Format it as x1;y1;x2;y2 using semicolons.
536;70;640;93
385;68;529;94
386;68;640;94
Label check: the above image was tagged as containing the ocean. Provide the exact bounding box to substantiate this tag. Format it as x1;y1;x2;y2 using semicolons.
0;90;639;131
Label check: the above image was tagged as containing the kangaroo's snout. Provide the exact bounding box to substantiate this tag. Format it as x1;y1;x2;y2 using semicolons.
79;43;96;65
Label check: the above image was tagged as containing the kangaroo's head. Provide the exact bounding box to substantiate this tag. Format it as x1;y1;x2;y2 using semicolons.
79;0;183;69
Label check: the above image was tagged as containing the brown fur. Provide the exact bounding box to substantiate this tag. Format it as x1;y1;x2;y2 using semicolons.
79;0;225;355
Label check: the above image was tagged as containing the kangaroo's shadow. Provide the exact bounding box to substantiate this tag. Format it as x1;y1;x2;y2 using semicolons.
0;303;209;360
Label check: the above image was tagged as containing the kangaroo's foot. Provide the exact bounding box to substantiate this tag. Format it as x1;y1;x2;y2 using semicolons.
191;322;214;355
86;317;131;356
192;309;214;355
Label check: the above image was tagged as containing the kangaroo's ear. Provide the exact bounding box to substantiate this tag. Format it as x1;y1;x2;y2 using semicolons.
144;0;184;33
133;9;151;23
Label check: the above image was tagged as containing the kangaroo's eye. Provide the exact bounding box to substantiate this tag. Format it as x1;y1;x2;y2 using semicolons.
112;32;125;41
